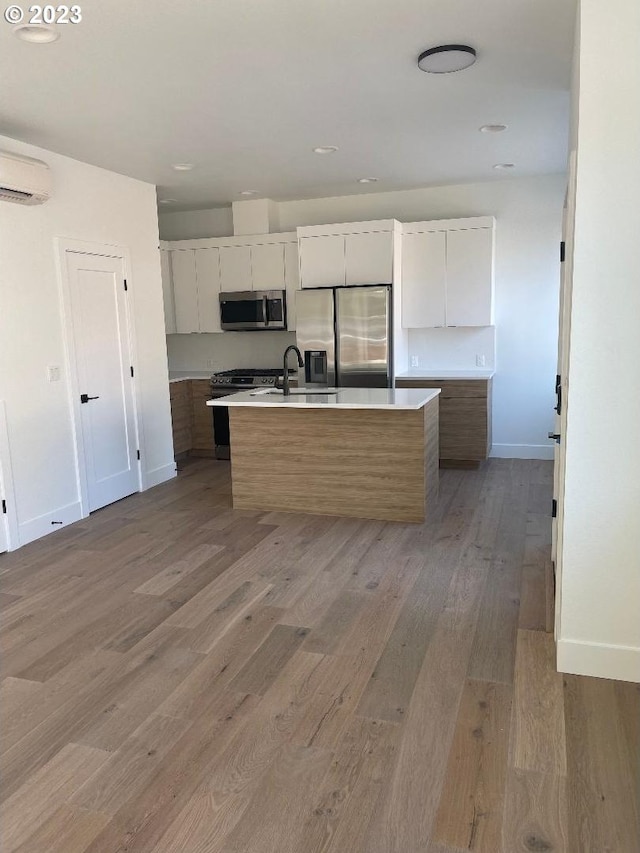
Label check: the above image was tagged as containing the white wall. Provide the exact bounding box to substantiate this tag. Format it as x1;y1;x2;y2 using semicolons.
557;0;640;682
278;176;565;458
159;206;233;240
407;327;496;372
0;136;175;548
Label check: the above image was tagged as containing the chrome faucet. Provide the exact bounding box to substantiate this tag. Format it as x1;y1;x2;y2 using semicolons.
278;345;304;395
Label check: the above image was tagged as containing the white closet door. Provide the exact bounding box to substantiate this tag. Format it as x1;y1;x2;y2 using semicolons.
66;251;139;511
195;248;221;333
0;505;7;553
401;231;446;328
171;250;199;333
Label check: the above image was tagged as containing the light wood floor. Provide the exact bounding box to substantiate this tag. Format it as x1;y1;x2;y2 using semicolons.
0;459;638;853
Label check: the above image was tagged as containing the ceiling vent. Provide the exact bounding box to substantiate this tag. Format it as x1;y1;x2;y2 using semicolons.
0;150;52;205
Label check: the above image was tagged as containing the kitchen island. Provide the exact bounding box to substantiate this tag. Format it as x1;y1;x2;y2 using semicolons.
206;387;440;522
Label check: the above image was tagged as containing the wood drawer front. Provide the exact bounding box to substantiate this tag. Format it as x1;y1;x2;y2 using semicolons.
191;380;215;452
395;378;491;461
396;378;489;398
169;380;192;455
169;379;190;401
440;397;488;459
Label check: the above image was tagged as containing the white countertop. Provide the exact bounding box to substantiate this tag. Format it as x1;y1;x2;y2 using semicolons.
169;371;212;382
206;387;440;411
395;368;495;380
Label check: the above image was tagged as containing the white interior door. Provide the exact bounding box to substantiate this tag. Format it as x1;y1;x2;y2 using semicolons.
66;251;139;513
0;401;18;552
552;150;577;636
0;491;8;553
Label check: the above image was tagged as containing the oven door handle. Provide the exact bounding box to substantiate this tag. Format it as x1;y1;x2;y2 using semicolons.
262;295;269;326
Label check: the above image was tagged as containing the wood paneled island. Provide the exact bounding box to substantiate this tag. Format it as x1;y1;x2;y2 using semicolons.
207;387;440;522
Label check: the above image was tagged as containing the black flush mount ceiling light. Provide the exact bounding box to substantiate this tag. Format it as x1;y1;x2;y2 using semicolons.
417;44;477;73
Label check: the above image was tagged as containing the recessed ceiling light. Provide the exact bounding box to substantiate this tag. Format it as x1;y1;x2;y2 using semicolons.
239;190;259;196
313;146;339;155
158;198;178;205
357;178;378;184
417;44;476;74
493;163;515;170
13;24;60;43
171;163;194;171
480;124;508;133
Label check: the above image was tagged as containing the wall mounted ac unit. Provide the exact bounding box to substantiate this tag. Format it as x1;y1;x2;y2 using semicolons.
0;150;52;205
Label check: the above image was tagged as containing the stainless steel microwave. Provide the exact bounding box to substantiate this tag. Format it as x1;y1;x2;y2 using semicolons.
219;290;287;331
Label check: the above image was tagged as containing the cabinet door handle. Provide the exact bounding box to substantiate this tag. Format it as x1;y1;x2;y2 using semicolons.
548;432;560;442
80;394;100;404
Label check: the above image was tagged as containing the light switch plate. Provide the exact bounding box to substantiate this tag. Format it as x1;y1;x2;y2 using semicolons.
47;365;61;382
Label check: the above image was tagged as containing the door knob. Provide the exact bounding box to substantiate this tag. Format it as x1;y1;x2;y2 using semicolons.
80;394;100;404
548;432;560;442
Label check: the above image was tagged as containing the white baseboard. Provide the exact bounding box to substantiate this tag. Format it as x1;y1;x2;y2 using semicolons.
143;462;177;490
557;638;640;683
490;443;554;460
18;501;84;548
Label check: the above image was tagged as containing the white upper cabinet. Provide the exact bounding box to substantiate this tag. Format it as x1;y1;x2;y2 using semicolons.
159;248;176;334
298;221;398;290
401;231;447;328
164;234;299;333
445;228;494;326
284;241;300;331
171;249;199;333
299;235;345;288
194;248;221;333
251;242;285;291
219;245;252;292
345;231;393;285
401;218;495;328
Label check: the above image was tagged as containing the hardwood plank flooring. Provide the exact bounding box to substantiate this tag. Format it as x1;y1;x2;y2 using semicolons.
1;457;638;852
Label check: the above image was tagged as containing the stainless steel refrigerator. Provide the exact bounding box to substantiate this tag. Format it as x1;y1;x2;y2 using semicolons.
295;285;392;388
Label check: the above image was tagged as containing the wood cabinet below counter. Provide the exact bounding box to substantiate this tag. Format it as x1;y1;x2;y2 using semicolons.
395;378;492;468
169;379;215;459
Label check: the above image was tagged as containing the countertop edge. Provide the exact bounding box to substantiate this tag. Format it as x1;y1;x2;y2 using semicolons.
206;388;440;411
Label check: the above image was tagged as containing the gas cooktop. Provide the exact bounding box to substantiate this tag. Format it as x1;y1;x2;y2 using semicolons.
210;367;296;389
212;368;292;377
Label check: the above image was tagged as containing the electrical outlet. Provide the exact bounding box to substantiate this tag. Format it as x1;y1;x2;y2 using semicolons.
410;355;419;368
206;359;215;369
476;354;486;368
47;365;61;382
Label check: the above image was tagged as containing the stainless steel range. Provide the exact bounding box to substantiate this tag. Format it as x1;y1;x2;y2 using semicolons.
209;368;296;459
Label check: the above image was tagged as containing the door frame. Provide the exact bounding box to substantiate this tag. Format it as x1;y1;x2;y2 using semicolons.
0;400;20;551
55;238;143;518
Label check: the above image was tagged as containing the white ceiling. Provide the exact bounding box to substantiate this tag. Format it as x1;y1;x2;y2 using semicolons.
0;0;576;210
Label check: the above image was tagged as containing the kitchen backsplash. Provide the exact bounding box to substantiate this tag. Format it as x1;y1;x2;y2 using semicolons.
166;331;297;372
407;326;496;371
